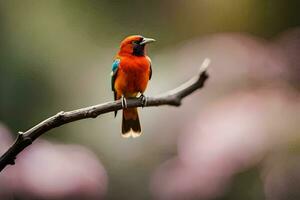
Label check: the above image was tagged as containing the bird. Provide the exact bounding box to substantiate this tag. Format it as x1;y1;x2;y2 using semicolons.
111;35;155;138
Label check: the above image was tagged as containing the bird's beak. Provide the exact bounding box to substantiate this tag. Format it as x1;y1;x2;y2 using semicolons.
140;37;156;45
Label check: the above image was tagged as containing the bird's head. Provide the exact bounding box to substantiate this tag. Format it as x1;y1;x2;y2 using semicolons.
119;35;155;56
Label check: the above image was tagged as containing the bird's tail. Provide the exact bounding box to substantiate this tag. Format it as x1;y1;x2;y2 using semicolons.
122;108;141;138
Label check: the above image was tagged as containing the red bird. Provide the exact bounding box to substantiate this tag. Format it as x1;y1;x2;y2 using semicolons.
111;35;155;138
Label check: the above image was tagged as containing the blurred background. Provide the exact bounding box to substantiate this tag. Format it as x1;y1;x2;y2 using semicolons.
0;0;300;199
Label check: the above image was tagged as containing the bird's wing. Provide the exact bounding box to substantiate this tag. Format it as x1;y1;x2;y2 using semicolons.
147;56;152;80
111;58;120;100
111;58;121;117
149;63;152;80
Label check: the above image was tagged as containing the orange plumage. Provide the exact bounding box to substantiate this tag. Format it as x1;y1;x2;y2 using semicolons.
111;35;155;138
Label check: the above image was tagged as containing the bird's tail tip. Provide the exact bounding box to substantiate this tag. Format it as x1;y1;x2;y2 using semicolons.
121;129;142;138
122;108;141;138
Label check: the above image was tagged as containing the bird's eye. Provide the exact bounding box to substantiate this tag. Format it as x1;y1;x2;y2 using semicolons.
132;41;139;45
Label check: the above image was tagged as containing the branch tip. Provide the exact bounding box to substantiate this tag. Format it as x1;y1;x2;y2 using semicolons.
199;58;210;74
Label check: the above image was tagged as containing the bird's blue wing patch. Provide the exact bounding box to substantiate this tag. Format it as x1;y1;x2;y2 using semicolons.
112;59;120;73
111;58;120;93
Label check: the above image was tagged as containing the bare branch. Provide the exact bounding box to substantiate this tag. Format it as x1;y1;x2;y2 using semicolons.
0;58;210;172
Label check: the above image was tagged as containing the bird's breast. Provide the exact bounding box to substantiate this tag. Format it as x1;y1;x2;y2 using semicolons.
117;56;150;95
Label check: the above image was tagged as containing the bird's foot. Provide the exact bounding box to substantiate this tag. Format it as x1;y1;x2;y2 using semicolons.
121;96;128;108
139;94;147;107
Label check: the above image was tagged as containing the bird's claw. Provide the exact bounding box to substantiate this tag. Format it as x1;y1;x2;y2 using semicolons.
121;96;127;108
139;94;147;107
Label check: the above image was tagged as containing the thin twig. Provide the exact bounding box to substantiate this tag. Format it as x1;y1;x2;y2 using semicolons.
0;58;210;172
